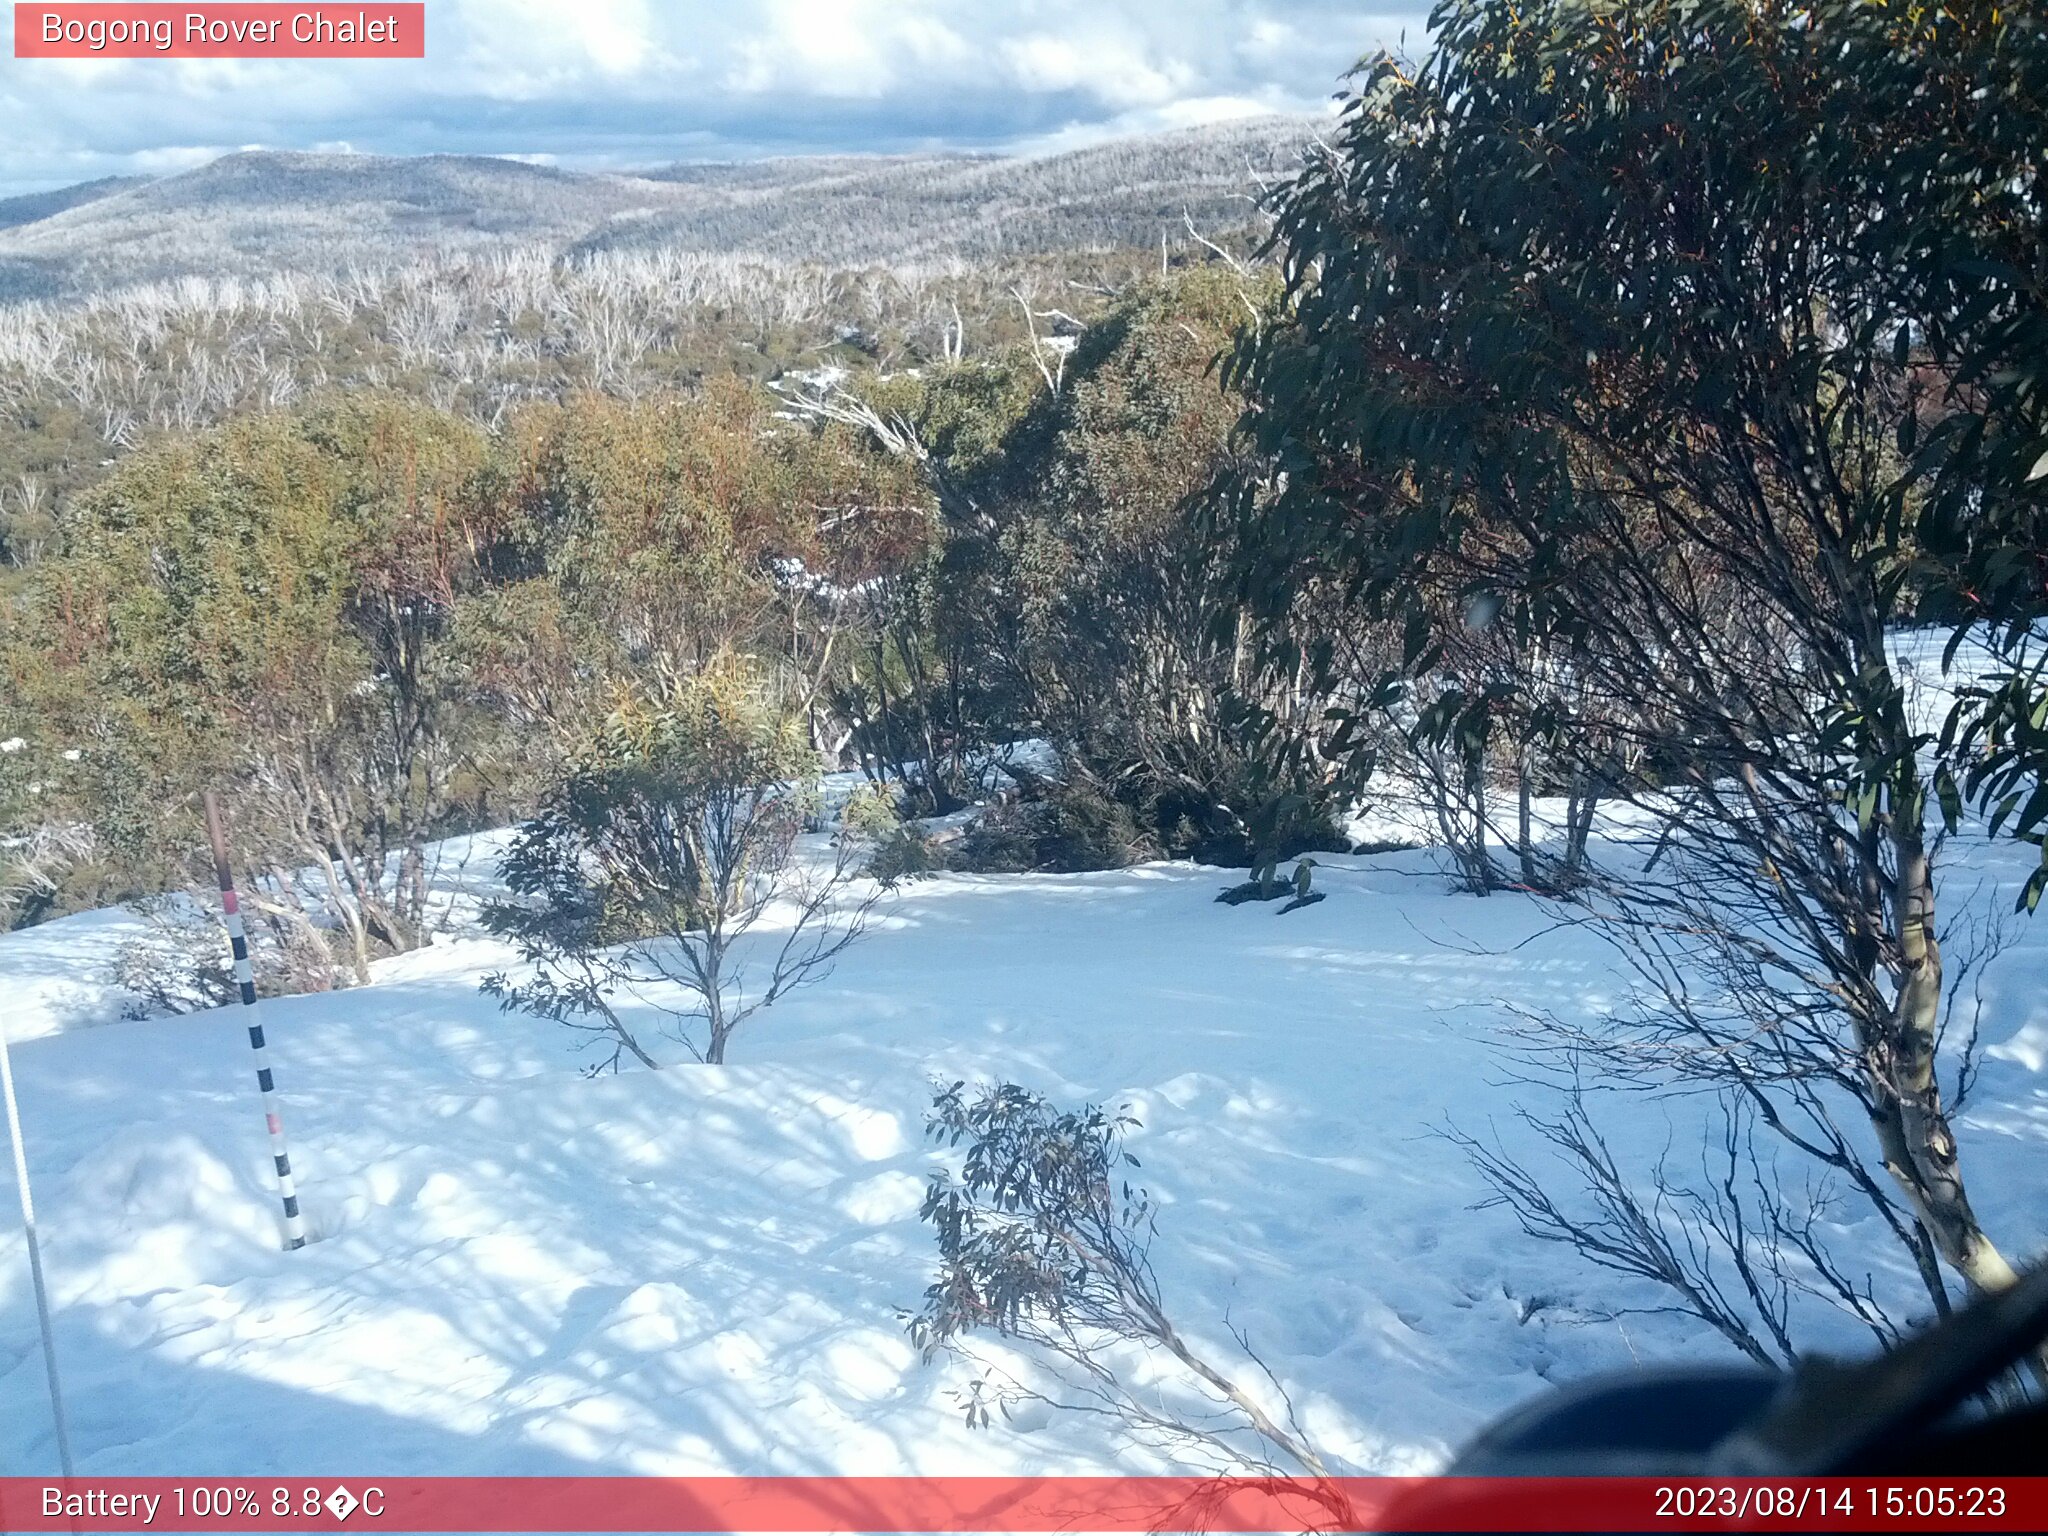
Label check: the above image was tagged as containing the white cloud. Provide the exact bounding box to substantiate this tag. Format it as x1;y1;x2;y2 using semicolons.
0;0;1429;195
125;145;235;175
723;0;981;98
1000;31;1190;106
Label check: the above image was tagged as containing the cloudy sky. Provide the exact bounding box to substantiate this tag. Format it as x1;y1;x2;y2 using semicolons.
0;1;1430;196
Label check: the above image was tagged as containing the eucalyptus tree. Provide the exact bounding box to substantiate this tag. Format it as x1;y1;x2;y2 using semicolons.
14;400;503;971
1220;0;2048;1338
482;662;877;1069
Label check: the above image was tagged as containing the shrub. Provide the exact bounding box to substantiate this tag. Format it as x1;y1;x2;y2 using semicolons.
952;783;1153;873
910;1080;1334;1480
482;661;876;1068
864;825;950;885
110;895;339;1018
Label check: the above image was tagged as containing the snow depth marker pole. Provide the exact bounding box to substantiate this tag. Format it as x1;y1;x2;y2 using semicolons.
0;1015;75;1477
205;791;308;1251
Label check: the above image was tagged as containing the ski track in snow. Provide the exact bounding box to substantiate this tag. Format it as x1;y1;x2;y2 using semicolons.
1;829;2043;1476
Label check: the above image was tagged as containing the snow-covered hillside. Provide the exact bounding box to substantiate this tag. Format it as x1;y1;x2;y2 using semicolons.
2;830;2044;1476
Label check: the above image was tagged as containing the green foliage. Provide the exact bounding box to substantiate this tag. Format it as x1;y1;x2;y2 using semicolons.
482;661;860;1067
1222;0;2048;841
18;416;356;863
1;377;938;926
6;254;1345;941
863;824;949;886
953;783;1154;875
493;665;817;948
841;267;1344;860
839;782;902;842
911;1080;1151;1359
844;782;949;886
490;384;935;722
1944;651;2048;913
1218;0;2048;1320
3;398;516;939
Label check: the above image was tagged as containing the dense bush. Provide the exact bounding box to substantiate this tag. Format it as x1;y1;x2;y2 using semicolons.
862;825;949;886
951;785;1154;874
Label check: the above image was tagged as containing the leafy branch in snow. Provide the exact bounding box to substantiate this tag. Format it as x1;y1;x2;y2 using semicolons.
909;1080;1345;1504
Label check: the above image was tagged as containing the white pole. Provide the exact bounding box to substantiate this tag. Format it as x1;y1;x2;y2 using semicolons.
0;1019;76;1478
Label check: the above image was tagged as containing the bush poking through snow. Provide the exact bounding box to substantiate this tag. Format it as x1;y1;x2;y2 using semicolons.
481;663;879;1068
842;784;948;886
864;825;949;886
951;784;1154;874
111;903;241;1018
910;1080;1338;1484
111;895;340;1017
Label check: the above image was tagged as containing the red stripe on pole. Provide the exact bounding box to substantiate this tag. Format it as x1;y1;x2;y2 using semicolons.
0;1477;2042;1532
203;791;308;1251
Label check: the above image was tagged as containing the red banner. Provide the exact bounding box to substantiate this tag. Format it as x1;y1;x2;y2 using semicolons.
0;1477;2042;1533
13;5;424;58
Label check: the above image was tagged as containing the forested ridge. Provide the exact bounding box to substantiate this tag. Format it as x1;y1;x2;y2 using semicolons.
0;116;1313;300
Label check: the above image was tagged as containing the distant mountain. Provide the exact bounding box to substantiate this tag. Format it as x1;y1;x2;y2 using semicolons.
594;119;1315;266
0;119;1317;302
0;175;149;231
0;153;691;300
0;177;155;297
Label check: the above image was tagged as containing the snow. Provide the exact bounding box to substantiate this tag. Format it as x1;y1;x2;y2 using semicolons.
2;828;2044;1477
1;903;157;1043
1890;622;2046;740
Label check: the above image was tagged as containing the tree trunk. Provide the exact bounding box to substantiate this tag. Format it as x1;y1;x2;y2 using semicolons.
1562;772;1596;886
1464;743;1494;895
1517;739;1539;888
1875;829;2024;1300
308;843;373;986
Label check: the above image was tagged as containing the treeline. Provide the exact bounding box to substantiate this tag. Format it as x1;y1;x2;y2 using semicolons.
0;265;1345;951
0;243;1233;568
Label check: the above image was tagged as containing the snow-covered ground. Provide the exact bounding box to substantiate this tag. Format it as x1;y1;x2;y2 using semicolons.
2;823;2044;1477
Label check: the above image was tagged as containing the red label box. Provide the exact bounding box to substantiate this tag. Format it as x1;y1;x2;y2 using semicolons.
1;1477;2044;1533
13;4;425;58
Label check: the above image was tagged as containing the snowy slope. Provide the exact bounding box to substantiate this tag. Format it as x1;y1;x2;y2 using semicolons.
2;834;2044;1477
0;903;156;1044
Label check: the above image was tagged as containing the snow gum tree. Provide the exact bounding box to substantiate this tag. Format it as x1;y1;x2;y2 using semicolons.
797;269;1356;863
9;399;505;972
483;659;877;1067
1219;0;2048;1345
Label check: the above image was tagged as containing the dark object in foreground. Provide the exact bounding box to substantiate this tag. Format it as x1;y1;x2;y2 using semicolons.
1440;1263;2048;1476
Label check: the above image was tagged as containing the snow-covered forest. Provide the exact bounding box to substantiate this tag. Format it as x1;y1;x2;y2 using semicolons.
4;0;2047;1484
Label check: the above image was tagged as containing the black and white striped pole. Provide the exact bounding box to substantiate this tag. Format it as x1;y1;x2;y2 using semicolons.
0;1013;75;1477
205;792;308;1251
